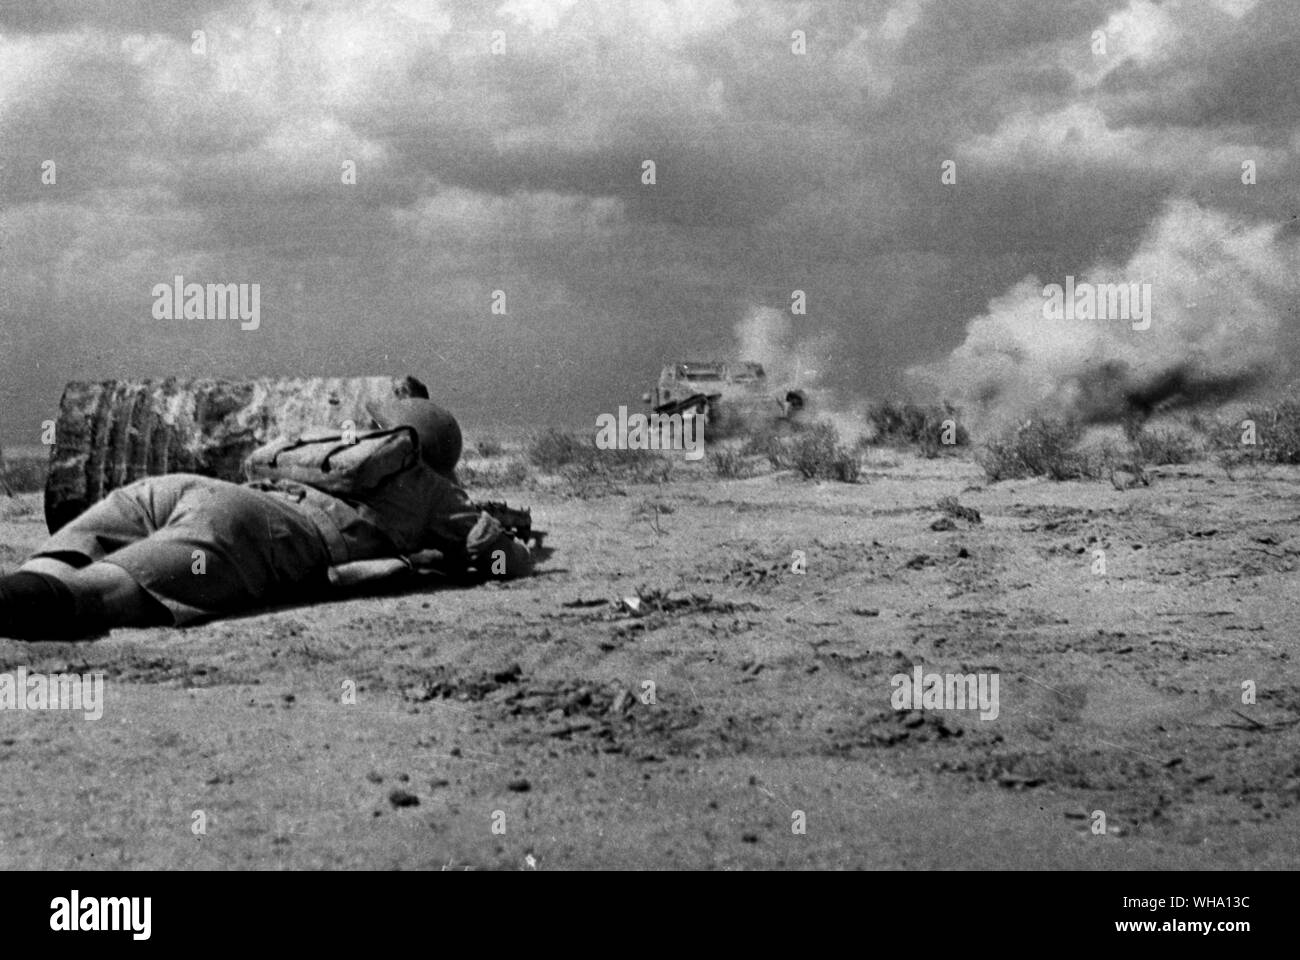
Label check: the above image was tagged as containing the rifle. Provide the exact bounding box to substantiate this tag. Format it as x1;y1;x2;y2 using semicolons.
471;500;546;549
329;500;544;591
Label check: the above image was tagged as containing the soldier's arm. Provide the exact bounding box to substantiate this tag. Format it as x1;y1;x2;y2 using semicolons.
423;478;533;579
464;511;534;579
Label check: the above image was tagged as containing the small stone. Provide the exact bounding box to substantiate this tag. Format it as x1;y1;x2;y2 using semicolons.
507;778;531;792
388;788;420;808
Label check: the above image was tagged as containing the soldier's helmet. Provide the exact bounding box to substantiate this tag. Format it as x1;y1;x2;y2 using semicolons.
371;398;463;478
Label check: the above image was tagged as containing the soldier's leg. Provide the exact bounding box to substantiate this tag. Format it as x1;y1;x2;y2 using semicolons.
1;477;184;639
4;474;330;638
89;477;332;626
68;562;172;626
0;561;168;637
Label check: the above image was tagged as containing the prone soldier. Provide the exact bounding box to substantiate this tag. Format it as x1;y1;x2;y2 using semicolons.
0;399;534;640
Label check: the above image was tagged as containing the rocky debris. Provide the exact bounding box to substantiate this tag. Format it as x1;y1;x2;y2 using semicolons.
493;676;705;758
401;663;524;703
996;771;1044;790
936;496;982;524
719;557;787;588
552;588;759;622
506;680;636;726
826;708;974;753
387;788;420;808
548;587;762;643
622;587;758;617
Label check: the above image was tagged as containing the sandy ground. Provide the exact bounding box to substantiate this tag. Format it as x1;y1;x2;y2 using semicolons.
2;450;1299;870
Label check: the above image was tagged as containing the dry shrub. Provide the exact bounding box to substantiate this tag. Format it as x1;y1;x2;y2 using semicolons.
978;417;1092;481
550;440;676;496
0;455;48;495
789;423;861;483
1184;392;1300;475
527;429;588;472
1130;425;1198;466
740;427;792;470
458;458;531;489
1243;395;1300;464
1197;392;1300;465
866;401;968;457
475;437;505;458
710;448;753;479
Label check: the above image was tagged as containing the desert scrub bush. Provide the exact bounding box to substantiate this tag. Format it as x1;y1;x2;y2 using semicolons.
710;448;752;479
866;401;968;456
1091;439;1149;489
527;429;589;472
558;459;621;498
978;417;1091;481
475;436;505;458
606;448;674;484
789;423;861;482
1200;413;1244;451
1201;394;1300;465
736;427;793;470
556;444;674;496
1215;447;1264;481
1243;395;1300;464
739;426;792;467
500;459;531;484
0;455;48;495
458;458;530;489
1129;425;1198;466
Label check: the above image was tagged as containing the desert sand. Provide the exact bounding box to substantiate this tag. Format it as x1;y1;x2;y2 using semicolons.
1;447;1298;870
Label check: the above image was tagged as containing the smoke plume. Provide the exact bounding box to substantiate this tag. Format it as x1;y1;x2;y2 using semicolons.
907;200;1299;433
732;305;830;390
731;305;866;438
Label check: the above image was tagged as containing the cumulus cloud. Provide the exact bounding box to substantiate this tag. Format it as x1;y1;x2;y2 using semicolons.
0;0;1297;439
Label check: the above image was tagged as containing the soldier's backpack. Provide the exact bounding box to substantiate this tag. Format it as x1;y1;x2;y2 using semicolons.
243;426;419;497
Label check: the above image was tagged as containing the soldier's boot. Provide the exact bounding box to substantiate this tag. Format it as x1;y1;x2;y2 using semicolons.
0;572;89;640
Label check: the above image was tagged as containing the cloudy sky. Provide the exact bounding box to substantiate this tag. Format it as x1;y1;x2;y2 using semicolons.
1;0;1297;442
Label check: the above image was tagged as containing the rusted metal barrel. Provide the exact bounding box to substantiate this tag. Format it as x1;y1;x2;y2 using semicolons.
44;374;428;533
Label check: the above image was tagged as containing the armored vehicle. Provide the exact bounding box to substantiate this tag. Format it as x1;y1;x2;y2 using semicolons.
642;361;805;433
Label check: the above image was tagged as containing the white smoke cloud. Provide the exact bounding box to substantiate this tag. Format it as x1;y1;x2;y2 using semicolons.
732;304;868;438
907;199;1299;432
732;304;834;390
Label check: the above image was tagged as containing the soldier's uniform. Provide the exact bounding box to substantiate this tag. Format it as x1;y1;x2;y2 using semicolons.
33;462;528;625
13;400;531;629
